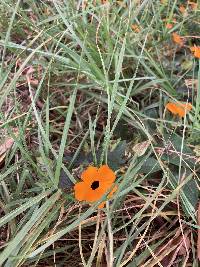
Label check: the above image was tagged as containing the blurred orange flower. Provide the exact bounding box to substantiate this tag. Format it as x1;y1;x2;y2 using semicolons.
131;24;140;33
74;165;117;208
166;102;192;118
164;18;176;29
172;32;184;46
166;23;173;29
190;46;200;59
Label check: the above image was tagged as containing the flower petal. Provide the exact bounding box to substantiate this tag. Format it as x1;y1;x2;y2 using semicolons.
108;185;118;199
97;165;116;184
172;32;184;46
74;182;88;201
181;102;192;112
190;46;200;59
166;102;192;118
86;183;117;204
81;166;98;184
166;102;177;114
75;165;117;208
98;201;106;209
98;186;118;209
86;187;105;202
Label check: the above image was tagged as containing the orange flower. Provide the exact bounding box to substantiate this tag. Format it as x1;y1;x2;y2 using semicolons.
74;165;117;208
164;18;176;29
190;45;200;59
172;32;184;46
131;24;140;33
166;102;192;118
166;23;173;29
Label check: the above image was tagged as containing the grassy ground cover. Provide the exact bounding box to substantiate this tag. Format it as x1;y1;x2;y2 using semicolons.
0;0;200;266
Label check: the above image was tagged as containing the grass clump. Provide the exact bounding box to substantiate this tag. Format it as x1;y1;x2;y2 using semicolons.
0;0;200;266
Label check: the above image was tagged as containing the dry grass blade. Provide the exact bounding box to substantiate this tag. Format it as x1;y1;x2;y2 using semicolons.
197;201;200;261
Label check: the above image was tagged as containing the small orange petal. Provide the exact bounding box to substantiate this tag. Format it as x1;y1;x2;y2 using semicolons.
98;185;118;209
177;108;185;118
108;185;118;198
166;23;173;29
86;187;106;202
190;46;200;59
166;103;177;113
131;24;140;33
194;48;200;58
183;103;192;112
166;102;192;118
172;32;184;46
74;182;88;201
98;201;106;209
81;166;98;183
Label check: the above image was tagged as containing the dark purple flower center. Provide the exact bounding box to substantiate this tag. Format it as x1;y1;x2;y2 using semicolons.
91;181;99;190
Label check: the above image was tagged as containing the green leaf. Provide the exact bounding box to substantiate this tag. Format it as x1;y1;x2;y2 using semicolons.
107;141;126;170
114;120;135;141
161;133;198;169
140;157;162;174
59;168;74;189
182;178;199;211
64;141;127;170
169;170;199;219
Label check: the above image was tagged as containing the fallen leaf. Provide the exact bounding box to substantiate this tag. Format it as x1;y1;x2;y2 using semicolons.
147;229;185;267
0;137;15;156
132;140;151;157
188;1;198;10
0;130;18;165
178;235;190;255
